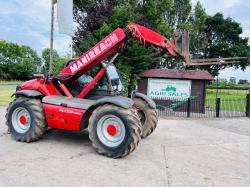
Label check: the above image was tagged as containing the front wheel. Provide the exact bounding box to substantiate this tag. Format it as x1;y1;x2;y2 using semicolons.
5;97;46;142
88;104;141;158
133;98;158;138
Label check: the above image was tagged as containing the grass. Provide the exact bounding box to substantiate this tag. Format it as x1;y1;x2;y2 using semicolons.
0;80;23;85
0;85;18;106
206;89;248;99
206;89;247;112
0;81;23;106
206;93;247;99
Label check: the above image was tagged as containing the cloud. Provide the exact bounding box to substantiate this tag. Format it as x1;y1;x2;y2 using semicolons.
241;30;250;38
241;30;250;44
193;0;247;13
0;1;20;14
192;1;250;41
222;0;241;8
220;67;250;82
0;0;71;56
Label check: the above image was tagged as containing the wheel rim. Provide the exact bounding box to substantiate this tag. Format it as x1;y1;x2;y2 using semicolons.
96;114;126;148
11;107;31;134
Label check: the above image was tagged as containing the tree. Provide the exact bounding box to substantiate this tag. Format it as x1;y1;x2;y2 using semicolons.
229;77;236;84
41;48;59;71
189;1;208;57
41;48;67;74
195;13;250;75
238;79;249;85
0;40;41;80
54;56;68;74
218;78;227;85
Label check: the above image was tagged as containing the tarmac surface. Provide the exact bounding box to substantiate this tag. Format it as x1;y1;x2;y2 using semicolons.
1;106;250;187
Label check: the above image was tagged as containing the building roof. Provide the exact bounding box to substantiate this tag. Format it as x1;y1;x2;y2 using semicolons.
140;69;214;80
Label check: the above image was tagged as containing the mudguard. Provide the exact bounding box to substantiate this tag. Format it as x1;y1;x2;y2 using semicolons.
133;92;156;109
11;90;43;98
81;96;134;130
93;96;134;109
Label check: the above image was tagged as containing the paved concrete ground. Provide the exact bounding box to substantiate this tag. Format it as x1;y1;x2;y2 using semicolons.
1;106;250;187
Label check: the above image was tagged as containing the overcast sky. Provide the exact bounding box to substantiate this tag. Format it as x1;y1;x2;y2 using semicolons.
0;0;249;81
0;0;71;56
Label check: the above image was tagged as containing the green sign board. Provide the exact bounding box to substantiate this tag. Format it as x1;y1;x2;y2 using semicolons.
147;78;191;99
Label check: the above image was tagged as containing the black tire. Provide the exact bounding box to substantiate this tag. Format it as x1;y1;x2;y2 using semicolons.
5;97;46;142
133;98;158;138
88;104;141;158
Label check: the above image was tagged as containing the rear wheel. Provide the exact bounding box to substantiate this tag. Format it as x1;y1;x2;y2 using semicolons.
5;97;46;142
88;104;141;158
133;98;158;138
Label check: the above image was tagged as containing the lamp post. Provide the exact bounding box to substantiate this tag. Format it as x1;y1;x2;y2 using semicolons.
49;0;55;74
50;0;73;71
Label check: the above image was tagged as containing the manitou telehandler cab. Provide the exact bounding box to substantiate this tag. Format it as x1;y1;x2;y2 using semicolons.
6;23;190;158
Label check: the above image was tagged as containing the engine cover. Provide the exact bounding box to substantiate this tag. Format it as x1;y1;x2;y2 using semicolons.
43;104;85;130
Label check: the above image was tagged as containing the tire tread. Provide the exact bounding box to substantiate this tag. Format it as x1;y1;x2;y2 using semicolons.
133;98;158;138
88;104;141;158
6;97;46;142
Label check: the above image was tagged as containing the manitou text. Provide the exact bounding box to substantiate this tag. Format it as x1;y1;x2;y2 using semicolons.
70;33;119;73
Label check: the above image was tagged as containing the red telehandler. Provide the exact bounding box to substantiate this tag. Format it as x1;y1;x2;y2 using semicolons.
5;23;189;158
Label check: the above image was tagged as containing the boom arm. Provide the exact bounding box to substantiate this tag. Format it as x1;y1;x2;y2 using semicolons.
57;28;127;80
126;23;178;56
56;22;185;82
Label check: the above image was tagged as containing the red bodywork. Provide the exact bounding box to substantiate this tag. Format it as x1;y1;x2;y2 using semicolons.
20;79;59;96
43;104;85;130
19;23;182;131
